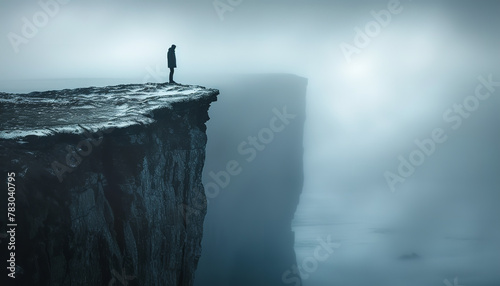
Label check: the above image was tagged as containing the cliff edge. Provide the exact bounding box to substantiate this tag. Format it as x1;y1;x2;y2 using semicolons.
0;83;219;286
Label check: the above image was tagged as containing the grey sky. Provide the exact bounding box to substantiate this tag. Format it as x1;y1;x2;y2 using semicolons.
2;1;499;285
2;0;499;81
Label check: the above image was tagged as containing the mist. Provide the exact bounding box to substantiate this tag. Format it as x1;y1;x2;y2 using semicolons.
2;0;500;285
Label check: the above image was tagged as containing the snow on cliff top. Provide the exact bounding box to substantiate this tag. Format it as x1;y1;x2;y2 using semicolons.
0;83;218;140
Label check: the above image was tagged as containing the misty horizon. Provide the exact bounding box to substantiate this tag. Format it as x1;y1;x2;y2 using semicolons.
2;0;500;285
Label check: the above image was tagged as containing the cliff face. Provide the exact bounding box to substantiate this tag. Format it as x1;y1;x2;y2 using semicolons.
0;83;218;286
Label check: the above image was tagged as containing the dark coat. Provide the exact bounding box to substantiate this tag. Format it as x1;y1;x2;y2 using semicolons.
167;47;176;68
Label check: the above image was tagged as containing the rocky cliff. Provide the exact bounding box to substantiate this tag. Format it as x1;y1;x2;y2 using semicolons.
0;83;218;286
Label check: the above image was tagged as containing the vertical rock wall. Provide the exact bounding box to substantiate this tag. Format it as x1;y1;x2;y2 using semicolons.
0;87;218;286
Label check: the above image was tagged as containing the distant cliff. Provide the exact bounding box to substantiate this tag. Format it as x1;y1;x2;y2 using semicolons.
0;83;218;286
195;74;306;286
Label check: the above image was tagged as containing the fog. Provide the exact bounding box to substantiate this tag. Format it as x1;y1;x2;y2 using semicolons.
2;0;500;285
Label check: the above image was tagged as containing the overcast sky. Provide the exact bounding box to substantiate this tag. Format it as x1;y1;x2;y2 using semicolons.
2;1;499;285
2;0;499;81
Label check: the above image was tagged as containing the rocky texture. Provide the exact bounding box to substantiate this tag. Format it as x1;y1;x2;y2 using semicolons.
0;83;218;286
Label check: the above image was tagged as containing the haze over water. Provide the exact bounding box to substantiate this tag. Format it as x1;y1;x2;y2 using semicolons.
2;1;500;285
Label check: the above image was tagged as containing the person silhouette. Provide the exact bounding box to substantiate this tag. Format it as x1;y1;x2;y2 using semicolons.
167;44;177;84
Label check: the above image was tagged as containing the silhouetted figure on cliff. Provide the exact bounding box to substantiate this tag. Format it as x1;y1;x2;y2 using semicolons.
167;45;177;84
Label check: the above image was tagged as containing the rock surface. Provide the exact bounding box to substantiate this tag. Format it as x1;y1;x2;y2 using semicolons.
0;83;218;286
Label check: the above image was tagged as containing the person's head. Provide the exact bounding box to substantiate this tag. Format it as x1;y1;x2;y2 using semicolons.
171;44;176;49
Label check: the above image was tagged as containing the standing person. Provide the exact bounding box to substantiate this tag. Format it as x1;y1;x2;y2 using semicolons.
167;44;177;84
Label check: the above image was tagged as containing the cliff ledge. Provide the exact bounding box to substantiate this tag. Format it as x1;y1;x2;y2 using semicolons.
0;82;219;286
